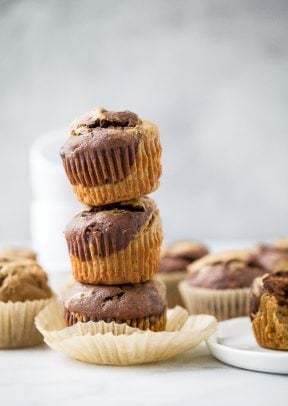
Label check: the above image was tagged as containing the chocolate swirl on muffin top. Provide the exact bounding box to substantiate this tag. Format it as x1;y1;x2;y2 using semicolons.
263;271;288;305
71;108;140;135
60;108;142;186
187;250;266;289
250;270;288;318
65;197;156;260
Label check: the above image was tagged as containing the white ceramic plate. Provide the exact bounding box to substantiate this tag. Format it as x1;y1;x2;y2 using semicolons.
207;317;288;374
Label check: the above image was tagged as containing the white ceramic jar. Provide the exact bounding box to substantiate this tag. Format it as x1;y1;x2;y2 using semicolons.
29;129;82;271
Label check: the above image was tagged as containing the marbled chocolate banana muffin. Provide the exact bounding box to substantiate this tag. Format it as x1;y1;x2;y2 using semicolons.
65;197;162;284
156;241;209;308
63;280;167;331
179;250;266;320
0;257;53;348
0;257;52;302
60;108;162;206
250;270;288;350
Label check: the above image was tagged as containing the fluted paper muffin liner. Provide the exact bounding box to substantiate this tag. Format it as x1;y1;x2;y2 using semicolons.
179;281;250;321
70;212;162;285
252;294;288;350
62;138;139;187
65;123;162;206
64;308;167;332
0;297;55;348
35;301;216;365
155;271;186;308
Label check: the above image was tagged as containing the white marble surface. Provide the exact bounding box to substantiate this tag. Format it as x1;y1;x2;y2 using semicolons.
1;269;287;406
1;338;287;406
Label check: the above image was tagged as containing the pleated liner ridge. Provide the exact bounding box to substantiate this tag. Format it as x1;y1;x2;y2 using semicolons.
0;297;55;348
64;309;167;332
68;212;163;285
179;281;250;321
62;125;162;206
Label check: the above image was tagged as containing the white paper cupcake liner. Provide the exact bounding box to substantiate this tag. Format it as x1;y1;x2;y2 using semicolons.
179;281;250;321
35;301;216;365
0;297;56;348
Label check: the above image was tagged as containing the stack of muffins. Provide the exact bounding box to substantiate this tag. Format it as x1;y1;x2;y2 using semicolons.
60;108;167;331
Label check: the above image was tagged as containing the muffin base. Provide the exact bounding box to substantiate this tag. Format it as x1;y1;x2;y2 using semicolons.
0;297;55;348
64;308;167;332
70;212;162;284
69;122;162;206
179;281;250;321
155;271;186;308
252;293;288;350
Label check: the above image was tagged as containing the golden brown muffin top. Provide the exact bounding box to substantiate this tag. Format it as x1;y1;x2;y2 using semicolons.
0;247;37;261
186;250;266;289
0;257;52;303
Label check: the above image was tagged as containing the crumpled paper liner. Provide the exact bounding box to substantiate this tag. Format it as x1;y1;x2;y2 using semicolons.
179;281;250;321
0;297;55;348
35;301;217;365
155;271;186;308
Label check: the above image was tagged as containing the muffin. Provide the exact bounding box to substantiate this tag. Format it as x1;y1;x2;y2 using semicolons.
60;108;162;206
156;241;209;308
250;270;288;350
0;257;54;348
179;250;266;320
63;280;167;331
0;247;37;261
253;238;288;272
65;197;162;285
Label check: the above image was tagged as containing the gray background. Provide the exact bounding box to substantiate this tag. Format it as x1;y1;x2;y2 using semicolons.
0;0;287;243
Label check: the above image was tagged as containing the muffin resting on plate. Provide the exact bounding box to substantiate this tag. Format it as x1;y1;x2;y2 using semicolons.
0;257;54;348
253;238;288;272
156;241;209;308
179;250;266;321
60;108;162;206
63;280;167;331
0;247;37;261
65;197;162;285
250;270;288;350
